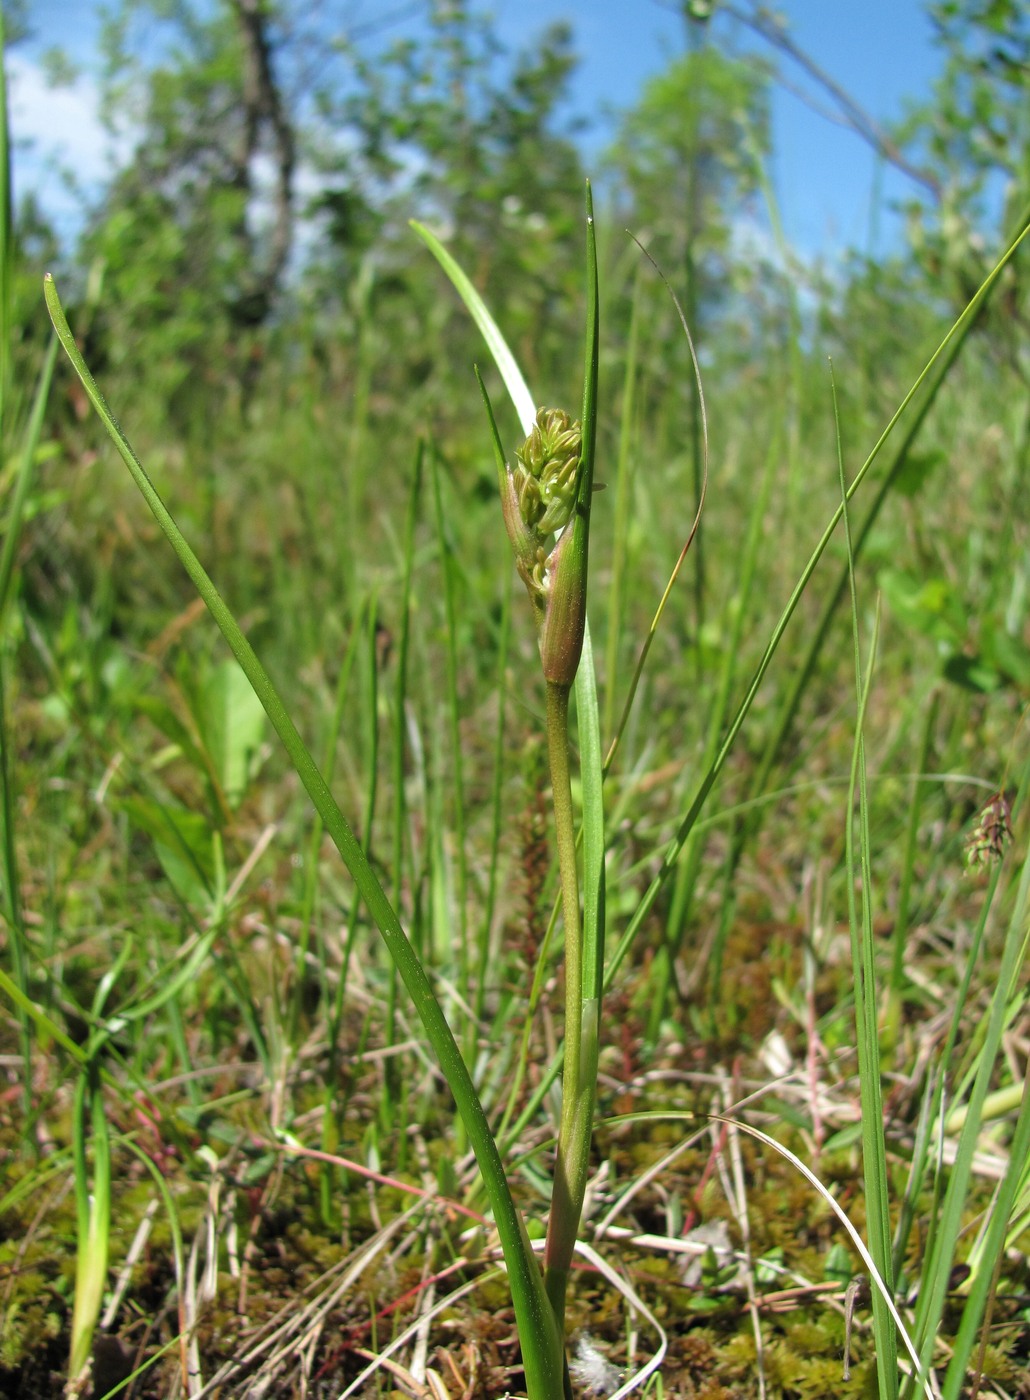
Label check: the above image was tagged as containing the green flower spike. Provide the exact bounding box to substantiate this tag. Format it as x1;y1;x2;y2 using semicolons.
514;407;583;535
496;405;588;688
476;379;591;684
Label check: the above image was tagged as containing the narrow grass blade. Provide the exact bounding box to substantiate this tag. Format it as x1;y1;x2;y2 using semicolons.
889;692;939;1004
942;1051;1030;1398
475;562;512;1023
70;1066;111;1383
717;1118;935;1400
429;445;469;992
836;361;897;1398
602;263;641;742
0;335;58;624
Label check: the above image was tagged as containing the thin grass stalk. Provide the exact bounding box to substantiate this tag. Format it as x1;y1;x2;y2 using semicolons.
70;1063;111;1386
392;445;421;909
496;892;562;1149
120;1135;189;1392
747;119;803;502
429;445;470;995
293;609;362;1047
337;602;387;1127
475;562;512;1024
0;653;27;1114
837;364;897;1395
44;279;566;1400
889;691;939;1004
392;441;421;946
340;262;375;600
0;336;58;623
382;458;421;1162
602;264;641;743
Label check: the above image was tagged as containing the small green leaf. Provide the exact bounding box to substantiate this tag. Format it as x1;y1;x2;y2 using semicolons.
825;1243;854;1286
198;659;267;807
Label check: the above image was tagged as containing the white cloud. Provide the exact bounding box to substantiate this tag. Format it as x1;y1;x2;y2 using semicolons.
6;53;134;234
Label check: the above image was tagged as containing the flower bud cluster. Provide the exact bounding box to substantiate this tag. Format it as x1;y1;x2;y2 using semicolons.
513;408;583;536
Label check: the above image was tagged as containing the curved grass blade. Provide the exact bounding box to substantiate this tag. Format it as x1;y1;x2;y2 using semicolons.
411;219;535;433
717;1117;935;1400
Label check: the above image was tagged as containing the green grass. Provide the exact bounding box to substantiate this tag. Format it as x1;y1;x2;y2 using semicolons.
3;53;1030;1399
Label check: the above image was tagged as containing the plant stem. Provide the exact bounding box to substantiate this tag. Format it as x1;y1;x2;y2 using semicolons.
543;678;597;1332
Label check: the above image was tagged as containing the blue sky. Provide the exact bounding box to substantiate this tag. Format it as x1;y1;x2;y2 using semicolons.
9;0;943;260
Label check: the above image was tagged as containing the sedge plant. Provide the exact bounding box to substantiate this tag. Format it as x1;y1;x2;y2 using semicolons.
41;187;604;1400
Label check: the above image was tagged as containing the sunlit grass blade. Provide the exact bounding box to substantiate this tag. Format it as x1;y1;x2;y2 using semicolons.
719;1118;934;1400
410;219;535;434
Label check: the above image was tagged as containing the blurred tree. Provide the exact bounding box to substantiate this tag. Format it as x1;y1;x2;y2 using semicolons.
77;0;586;424
604;41;770;327
602;37;769;636
315;0;586;394
84;0;296;414
898;0;1030;369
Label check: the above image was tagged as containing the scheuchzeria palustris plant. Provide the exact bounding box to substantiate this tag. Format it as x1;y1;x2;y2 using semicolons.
42;184;603;1400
